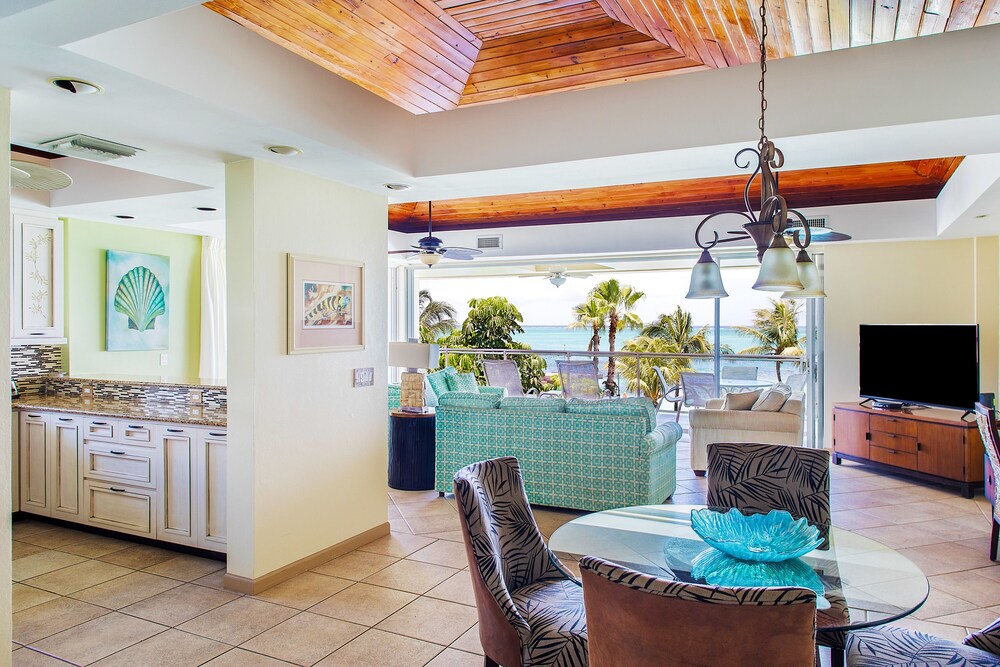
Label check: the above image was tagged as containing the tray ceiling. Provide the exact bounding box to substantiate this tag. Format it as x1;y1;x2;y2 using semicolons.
206;0;998;113
388;157;964;231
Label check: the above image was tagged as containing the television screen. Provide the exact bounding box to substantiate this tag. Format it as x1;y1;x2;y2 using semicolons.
859;324;979;411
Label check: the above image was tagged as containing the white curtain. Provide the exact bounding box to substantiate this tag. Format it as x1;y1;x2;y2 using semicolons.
199;235;227;381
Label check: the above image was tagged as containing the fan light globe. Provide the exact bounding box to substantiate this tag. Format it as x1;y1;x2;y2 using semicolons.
753;235;803;292
686;250;729;299
418;253;441;267
782;250;826;299
550;275;567;287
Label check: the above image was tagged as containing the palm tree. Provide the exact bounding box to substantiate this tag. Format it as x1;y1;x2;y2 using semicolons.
617;336;690;403
418;290;458;343
589;279;645;389
642;306;712;354
735;298;804;381
568;297;607;352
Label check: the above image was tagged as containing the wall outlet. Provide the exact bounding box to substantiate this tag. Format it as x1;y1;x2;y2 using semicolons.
159;353;168;366
81;383;94;397
188;389;204;405
353;367;375;387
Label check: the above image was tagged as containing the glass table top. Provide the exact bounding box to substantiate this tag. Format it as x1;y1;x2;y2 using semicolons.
548;504;929;632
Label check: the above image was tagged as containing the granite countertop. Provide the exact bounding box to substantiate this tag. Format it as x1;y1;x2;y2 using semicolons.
12;395;227;428
46;374;226;390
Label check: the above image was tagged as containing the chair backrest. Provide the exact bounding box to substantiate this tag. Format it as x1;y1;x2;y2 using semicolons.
557;360;602;399
785;373;808;392
652;366;672;410
976;403;1000;514
482;359;525;397
707;442;831;545
680;372;716;408
580;556;816;667
721;366;758;381
453;457;565;666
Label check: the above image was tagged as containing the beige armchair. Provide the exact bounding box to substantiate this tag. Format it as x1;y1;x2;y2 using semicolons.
688;392;805;475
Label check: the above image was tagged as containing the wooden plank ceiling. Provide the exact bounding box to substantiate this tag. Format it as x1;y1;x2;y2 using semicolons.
206;0;999;113
388;157;963;231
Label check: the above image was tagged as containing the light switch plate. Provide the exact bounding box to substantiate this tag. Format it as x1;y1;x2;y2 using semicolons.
159;353;169;366
353;367;374;387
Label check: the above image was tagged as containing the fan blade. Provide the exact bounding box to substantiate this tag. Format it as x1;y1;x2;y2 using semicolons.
441;247;482;260
388;250;417;254
567;273;592;279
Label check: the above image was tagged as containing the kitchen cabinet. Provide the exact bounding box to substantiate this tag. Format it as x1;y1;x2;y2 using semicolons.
20;411;51;514
51;415;83;521
11;211;65;344
11;413;19;513
157;425;195;546
18;411;83;521
196;428;227;551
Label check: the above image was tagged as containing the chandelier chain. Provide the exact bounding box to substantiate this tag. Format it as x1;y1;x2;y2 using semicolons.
758;0;768;147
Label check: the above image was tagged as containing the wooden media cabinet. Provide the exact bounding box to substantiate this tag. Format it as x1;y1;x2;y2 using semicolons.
832;402;985;498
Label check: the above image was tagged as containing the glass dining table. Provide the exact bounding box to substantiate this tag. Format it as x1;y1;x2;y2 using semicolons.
549;504;929;664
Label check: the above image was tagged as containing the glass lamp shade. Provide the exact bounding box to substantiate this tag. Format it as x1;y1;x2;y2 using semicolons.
753;235;803;292
550;276;567;287
782;250;827;299
418;252;441;266
686;250;729;299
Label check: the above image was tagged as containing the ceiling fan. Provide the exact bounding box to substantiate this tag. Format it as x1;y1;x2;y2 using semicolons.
388;201;482;267
9;159;73;191
520;264;609;287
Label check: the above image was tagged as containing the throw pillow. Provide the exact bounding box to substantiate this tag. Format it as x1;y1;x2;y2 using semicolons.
724;389;762;411
451;372;479;393
752;384;792;412
426;369;453;398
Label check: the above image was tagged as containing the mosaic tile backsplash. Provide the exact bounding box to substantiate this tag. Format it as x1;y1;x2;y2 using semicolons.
11;345;64;396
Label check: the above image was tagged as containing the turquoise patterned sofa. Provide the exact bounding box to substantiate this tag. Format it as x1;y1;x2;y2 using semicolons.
435;394;682;511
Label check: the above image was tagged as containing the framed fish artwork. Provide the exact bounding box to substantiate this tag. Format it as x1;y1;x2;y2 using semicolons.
287;254;365;354
106;250;169;351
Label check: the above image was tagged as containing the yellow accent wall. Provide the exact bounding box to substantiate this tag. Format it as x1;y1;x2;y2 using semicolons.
823;237;1000;444
64;218;202;377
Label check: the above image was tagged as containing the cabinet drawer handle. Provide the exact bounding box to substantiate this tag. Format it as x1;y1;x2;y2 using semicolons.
110;450;126;455
58;417;74;422
209;432;226;437
887;418;897;422
110;487;126;493
885;433;896;438
29;332;44;336
92;421;108;426
127;425;145;430
167;428;183;433
27;414;42;418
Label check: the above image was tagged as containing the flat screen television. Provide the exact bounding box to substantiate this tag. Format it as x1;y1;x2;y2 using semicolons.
859;324;979;411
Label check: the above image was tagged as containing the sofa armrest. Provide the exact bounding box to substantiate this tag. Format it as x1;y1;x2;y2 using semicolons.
644;422;683;454
705;398;725;410
689;408;802;433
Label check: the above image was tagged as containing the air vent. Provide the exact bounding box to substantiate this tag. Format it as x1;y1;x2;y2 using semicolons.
786;216;828;231
39;134;143;161
477;235;502;250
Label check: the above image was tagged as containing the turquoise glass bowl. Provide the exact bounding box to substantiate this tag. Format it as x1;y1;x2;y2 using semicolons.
691;548;826;602
690;508;823;562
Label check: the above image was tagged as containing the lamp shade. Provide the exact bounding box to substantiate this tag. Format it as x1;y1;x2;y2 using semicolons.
753;234;803;292
388;342;440;369
782;250;826;299
686;249;729;299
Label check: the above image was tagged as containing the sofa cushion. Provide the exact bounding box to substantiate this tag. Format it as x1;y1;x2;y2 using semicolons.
451;372;479;393
724;389;762;411
566;397;657;432
752;384;792;412
500;396;567;413
427;368;456;398
438;391;501;409
422;376;439;407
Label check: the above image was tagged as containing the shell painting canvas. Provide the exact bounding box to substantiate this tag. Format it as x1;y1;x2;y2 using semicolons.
106;250;169;351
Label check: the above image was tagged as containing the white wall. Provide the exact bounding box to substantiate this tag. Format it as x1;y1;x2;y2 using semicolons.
226;159;388;580
1;85;13;660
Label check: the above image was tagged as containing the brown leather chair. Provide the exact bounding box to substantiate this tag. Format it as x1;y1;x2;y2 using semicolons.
453;457;587;667
580;555;817;667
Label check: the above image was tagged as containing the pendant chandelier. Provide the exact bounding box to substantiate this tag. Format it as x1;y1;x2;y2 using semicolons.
685;0;846;301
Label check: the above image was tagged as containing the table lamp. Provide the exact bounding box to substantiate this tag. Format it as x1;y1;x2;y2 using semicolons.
388;342;440;412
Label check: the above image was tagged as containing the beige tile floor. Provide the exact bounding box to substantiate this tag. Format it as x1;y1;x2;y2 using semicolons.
11;418;1000;666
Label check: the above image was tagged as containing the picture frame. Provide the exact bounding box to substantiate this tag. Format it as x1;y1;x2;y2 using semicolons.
287;254;365;354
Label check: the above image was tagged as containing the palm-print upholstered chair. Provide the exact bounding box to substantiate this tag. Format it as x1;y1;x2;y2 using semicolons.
453;457;588;667
579;556;817;667
845;618;1000;666
975;402;1000;561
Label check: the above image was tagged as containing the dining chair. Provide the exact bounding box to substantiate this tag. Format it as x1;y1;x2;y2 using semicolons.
975;402;1000;561
670;371;717;422
845;617;1000;666
580;555;817;667
453;457;588;667
721;365;758;381
482;359;537;397
557;360;604;400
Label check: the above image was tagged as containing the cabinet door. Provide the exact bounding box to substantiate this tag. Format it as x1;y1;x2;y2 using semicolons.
11;211;64;341
833;409;870;459
196;429;227;552
12;413;19;513
51;415;83;521
917;422;966;481
156;426;195;545
19;412;49;515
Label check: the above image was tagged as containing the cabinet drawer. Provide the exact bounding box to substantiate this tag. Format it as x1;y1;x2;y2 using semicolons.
870;415;917;438
121;422;153;446
84;419;118;441
870;431;918;454
84;444;155;489
869;445;918;470
84;480;154;537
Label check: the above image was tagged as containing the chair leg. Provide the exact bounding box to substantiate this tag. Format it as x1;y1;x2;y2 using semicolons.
991;518;998;562
484;657;500;667
694;470;706;477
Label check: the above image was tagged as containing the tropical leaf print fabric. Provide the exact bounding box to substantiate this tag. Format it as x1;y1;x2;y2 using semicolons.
846;625;1000;666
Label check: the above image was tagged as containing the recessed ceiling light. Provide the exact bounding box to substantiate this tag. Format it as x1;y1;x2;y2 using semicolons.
48;77;103;95
267;145;302;156
114;215;135;220
384;183;412;191
195;206;218;212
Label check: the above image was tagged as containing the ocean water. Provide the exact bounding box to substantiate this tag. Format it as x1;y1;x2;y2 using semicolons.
512;325;792;384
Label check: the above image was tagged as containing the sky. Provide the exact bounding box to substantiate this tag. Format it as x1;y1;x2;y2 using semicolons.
418;266;780;327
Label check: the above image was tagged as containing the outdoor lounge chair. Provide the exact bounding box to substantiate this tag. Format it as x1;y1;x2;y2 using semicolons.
666;371;716;422
721;365;758;381
557;360;604;399
482;359;538;397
